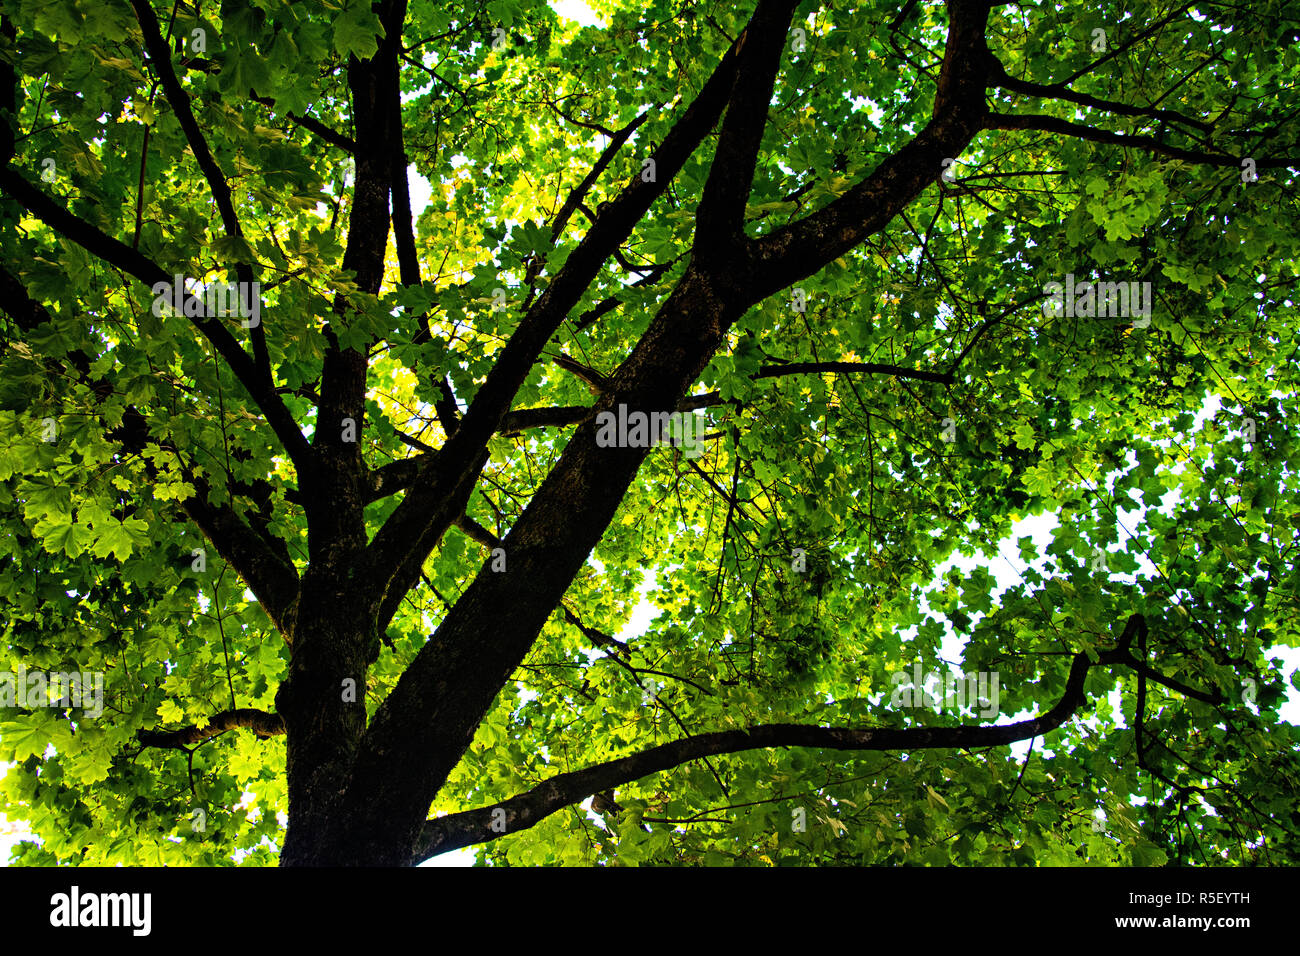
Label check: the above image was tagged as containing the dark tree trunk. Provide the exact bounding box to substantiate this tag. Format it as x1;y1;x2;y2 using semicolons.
276;572;373;866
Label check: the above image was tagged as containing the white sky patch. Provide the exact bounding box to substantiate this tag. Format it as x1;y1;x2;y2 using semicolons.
406;163;433;218
620;570;659;641
419;845;477;866
550;0;604;27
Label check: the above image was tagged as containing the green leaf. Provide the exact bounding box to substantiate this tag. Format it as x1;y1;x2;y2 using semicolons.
1;718;51;762
333;1;385;59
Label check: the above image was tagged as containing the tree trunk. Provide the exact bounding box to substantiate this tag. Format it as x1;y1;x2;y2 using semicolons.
276;567;373;866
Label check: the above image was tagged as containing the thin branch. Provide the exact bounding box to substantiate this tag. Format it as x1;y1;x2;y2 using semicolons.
986;112;1296;168
989;57;1213;134
136;708;285;750
551;110;650;241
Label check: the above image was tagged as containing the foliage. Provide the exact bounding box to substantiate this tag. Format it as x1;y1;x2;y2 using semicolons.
0;0;1297;866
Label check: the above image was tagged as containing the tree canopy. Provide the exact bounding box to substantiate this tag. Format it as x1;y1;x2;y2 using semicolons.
0;0;1297;866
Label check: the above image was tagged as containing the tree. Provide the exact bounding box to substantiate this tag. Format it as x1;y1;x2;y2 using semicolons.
0;0;1297;867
